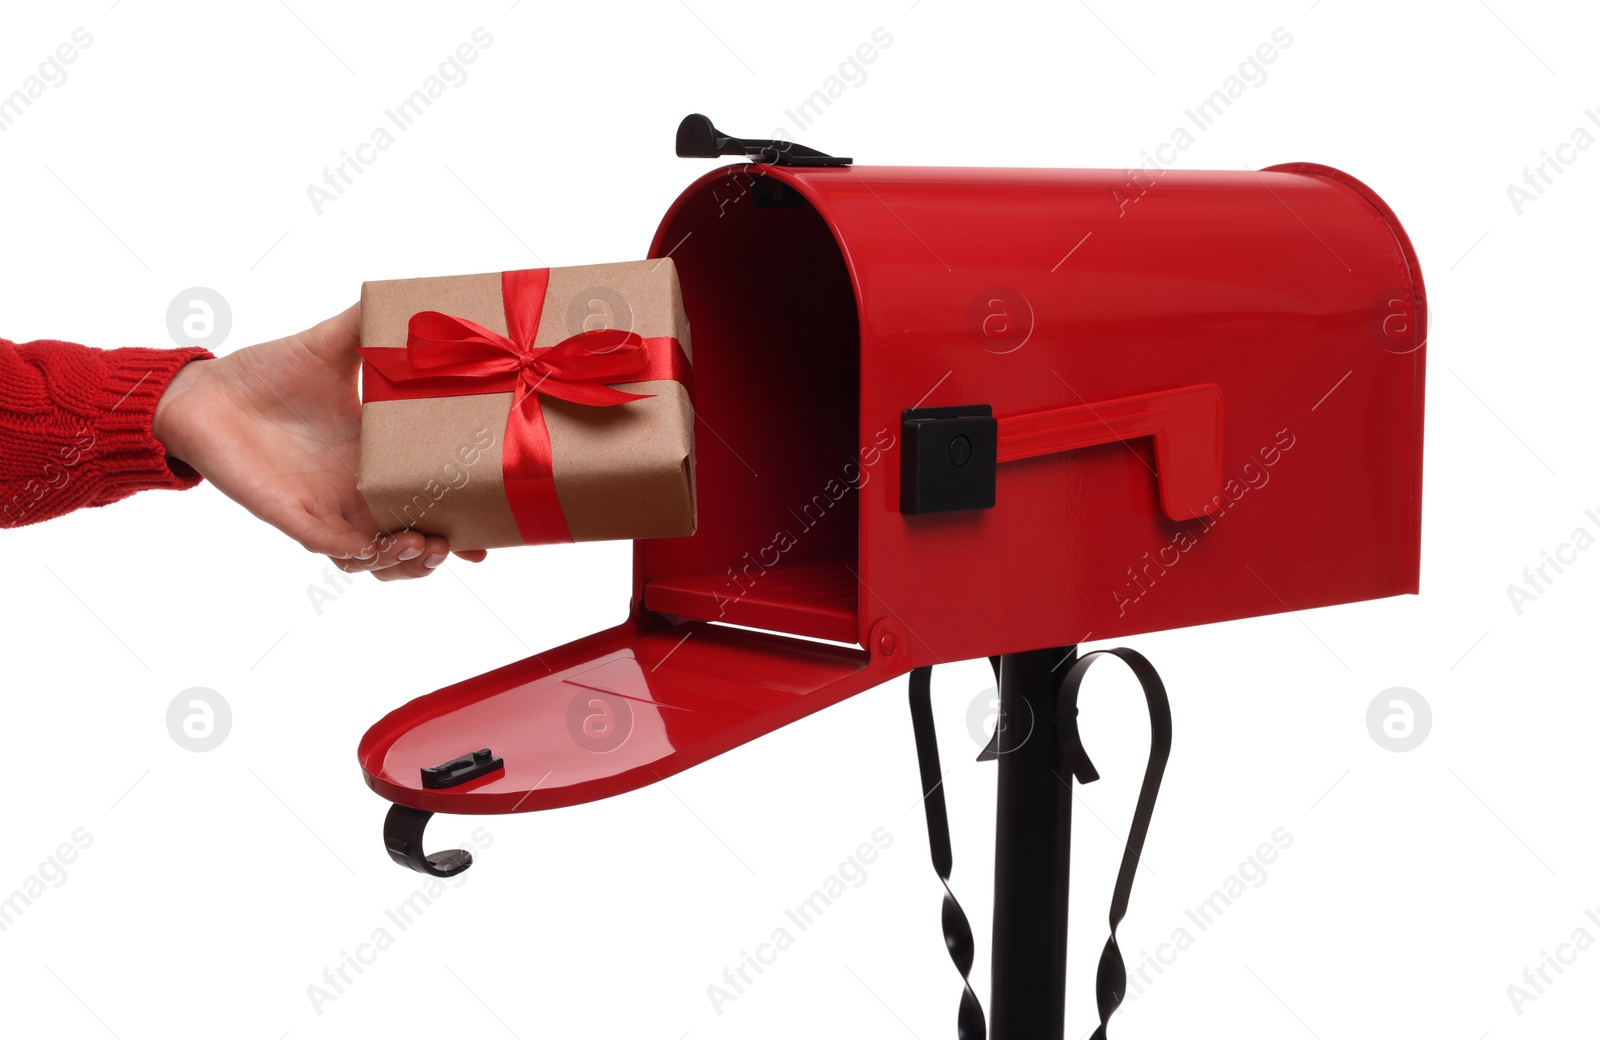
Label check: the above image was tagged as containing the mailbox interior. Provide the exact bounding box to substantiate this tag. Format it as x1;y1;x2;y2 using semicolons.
637;175;863;644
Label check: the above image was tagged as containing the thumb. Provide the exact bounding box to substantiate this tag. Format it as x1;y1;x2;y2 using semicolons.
298;302;363;374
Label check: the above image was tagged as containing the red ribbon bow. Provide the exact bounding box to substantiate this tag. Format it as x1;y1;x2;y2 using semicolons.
358;267;691;544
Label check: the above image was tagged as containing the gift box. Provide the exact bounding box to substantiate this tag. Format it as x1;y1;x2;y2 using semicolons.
356;259;696;550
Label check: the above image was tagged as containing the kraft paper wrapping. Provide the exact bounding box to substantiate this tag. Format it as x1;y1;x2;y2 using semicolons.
357;259;696;550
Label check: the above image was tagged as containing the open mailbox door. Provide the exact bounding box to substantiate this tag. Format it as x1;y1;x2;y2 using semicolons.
359;616;899;820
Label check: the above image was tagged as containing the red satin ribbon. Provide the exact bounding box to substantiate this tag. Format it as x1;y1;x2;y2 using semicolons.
357;268;693;544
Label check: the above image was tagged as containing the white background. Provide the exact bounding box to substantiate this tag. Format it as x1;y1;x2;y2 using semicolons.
1;1;1594;1038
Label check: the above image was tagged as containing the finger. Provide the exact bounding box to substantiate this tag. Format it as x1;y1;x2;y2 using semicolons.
371;534;454;582
453;549;488;563
335;499;419;571
292;510;427;572
337;500;463;576
344;527;431;573
292;511;385;563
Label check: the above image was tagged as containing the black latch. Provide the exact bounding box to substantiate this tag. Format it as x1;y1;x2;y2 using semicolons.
900;405;997;515
420;748;504;790
676;113;851;167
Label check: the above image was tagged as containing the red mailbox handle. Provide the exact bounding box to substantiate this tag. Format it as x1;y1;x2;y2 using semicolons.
996;384;1224;521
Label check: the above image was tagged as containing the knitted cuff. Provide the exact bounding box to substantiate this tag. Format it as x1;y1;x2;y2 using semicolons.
89;346;215;501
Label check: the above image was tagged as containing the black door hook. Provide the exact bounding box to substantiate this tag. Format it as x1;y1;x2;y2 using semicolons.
384;804;473;878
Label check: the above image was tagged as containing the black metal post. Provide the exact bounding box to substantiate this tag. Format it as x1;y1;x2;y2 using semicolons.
990;645;1076;1040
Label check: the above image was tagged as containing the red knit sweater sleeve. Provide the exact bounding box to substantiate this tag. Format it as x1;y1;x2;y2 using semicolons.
0;337;214;529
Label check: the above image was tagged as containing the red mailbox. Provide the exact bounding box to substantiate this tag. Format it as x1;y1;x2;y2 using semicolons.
359;116;1425;1039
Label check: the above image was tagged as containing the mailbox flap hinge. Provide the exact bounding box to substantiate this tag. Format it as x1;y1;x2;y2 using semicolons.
900;405;997;515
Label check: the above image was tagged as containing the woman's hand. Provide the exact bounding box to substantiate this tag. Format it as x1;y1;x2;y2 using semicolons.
151;304;487;580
